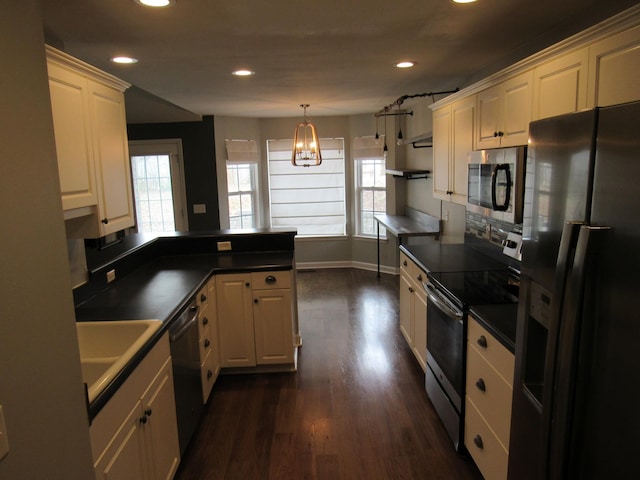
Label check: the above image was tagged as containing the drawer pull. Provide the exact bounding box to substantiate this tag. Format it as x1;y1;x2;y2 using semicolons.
403;260;408;267
204;339;210;348
477;335;488;349
416;274;423;282
207;369;213;380
475;378;486;392
200;293;207;302
473;435;484;450
265;275;277;284
202;317;209;326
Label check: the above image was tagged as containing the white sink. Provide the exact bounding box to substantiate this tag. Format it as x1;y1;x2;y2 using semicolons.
76;319;162;402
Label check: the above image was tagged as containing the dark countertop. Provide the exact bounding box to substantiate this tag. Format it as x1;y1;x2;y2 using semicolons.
77;249;295;420
469;304;518;353
400;243;509;273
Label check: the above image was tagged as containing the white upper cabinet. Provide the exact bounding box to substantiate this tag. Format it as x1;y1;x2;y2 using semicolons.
587;24;640;107
476;70;533;149
46;45;135;237
532;48;589;120
47;61;97;211
432;96;475;205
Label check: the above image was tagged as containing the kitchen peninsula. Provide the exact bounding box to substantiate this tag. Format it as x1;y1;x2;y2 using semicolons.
73;228;298;476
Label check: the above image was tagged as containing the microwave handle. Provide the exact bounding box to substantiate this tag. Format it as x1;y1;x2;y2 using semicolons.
491;163;512;211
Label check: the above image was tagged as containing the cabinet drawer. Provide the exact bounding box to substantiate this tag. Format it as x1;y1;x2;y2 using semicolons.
196;285;209;309
251;270;291;290
465;399;509;480
200;349;216;404
400;252;427;285
466;344;513;448
198;305;212;339
199;324;213;361
468;316;514;384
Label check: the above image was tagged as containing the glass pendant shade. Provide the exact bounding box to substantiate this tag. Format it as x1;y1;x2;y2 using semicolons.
292;105;322;167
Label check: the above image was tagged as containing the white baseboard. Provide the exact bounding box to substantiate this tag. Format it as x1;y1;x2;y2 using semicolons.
296;260;398;276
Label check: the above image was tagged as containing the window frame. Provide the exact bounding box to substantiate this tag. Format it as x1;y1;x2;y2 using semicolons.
226;161;258;229
353;136;386;239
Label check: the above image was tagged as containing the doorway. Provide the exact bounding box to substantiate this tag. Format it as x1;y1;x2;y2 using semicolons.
129;139;188;233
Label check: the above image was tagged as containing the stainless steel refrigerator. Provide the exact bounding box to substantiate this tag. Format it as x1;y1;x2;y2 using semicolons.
509;100;640;479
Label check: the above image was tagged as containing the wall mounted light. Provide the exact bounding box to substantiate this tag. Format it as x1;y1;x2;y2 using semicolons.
292;104;322;167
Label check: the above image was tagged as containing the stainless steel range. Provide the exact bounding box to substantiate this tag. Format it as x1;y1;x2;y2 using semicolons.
423;268;519;451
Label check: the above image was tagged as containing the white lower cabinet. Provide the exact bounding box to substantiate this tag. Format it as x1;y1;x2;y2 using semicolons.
91;333;180;480
197;278;220;403
464;316;515;480
399;252;428;371
216;270;295;369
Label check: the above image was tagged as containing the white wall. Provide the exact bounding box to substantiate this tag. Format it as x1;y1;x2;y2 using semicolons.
0;2;94;479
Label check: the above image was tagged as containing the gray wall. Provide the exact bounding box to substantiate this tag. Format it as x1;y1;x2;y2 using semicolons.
0;2;94;478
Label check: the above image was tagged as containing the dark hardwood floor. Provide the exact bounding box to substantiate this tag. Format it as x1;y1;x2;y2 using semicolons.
175;268;482;480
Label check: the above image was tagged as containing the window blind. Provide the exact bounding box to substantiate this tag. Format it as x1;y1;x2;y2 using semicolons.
267;138;346;237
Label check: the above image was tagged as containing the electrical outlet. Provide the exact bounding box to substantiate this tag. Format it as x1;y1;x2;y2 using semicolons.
0;405;9;461
217;241;232;251
106;269;116;283
193;204;207;214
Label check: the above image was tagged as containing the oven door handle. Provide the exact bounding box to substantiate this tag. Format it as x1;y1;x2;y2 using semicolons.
423;281;464;320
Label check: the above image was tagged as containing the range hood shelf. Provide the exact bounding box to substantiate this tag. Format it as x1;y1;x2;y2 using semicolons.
400;132;433;149
386;169;430;179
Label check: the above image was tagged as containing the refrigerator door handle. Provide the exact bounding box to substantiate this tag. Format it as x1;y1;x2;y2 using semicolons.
544;225;610;480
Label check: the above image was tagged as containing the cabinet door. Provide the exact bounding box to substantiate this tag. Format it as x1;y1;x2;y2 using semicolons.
476;86;502;149
89;79;135;235
399;273;414;347
94;400;148;480
432;106;452;201
450;96;475;204
412;286;427;372
47;62;97;210
500;71;533;147
141;357;180;480
253;288;294;364
216;274;256;367
587;24;640;107
476;71;533;148
532;48;589;120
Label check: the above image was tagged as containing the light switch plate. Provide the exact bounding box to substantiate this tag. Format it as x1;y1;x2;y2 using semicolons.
217;241;232;251
193;204;206;214
0;405;9;461
106;269;116;283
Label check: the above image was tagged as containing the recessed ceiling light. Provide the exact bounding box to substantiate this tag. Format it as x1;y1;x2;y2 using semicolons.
134;0;175;7
111;56;138;64
232;69;255;76
396;61;415;69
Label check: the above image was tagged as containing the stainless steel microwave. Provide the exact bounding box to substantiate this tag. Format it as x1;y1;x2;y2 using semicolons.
467;146;526;224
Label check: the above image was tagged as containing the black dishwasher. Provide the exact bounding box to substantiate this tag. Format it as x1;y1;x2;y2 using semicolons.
169;297;203;456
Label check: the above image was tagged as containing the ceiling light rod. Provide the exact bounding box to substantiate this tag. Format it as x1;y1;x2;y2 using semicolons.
374;88;460;117
292;104;322;167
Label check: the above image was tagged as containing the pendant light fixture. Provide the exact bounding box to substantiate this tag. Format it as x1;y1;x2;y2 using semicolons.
292;104;322;167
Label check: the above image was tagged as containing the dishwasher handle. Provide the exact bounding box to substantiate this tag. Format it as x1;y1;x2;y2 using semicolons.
423;281;464;321
170;304;199;342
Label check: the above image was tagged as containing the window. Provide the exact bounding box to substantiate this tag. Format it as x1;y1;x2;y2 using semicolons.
354;136;386;238
267;138;346;237
225;140;259;229
226;163;257;228
129;140;187;233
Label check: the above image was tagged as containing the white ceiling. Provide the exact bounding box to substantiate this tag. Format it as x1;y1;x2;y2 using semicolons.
41;0;638;122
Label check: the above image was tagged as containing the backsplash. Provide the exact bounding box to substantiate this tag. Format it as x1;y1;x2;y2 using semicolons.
465;211;522;268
